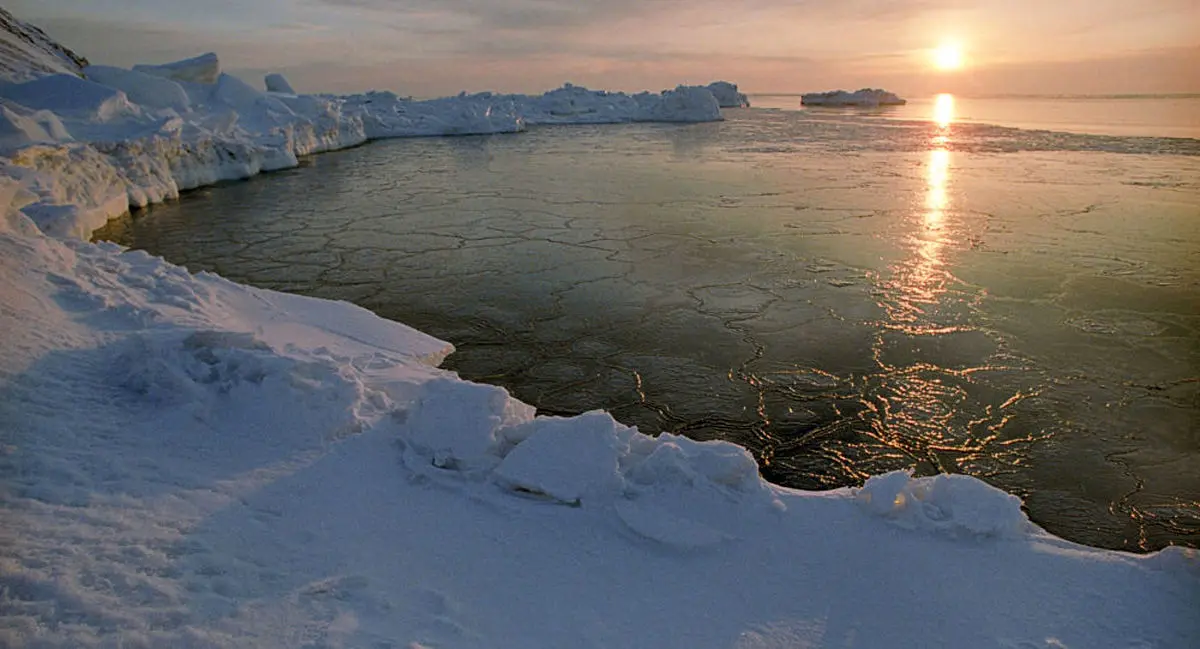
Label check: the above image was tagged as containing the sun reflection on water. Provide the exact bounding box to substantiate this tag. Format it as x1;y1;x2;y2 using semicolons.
926;148;950;221
934;93;955;130
867;94;964;460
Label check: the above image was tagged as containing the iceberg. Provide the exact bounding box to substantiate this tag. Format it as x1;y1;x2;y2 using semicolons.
0;9;1195;649
704;80;751;108
801;88;907;107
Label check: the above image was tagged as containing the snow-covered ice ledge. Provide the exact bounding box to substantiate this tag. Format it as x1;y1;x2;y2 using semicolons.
0;14;1197;648
0;50;727;238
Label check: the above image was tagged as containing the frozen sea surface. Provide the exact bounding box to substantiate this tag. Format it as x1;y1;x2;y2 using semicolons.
96;102;1200;551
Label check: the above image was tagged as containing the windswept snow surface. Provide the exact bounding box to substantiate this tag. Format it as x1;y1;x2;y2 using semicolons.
0;16;1197;649
801;88;907;107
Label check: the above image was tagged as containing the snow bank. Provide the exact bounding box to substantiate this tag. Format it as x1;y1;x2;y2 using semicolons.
0;45;730;237
801;88;907;107
857;470;1030;538
84;64;191;112
264;72;296;94
0;74;138;122
513;83;723;125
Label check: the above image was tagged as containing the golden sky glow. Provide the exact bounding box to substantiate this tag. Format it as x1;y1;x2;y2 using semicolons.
11;0;1200;96
933;44;965;71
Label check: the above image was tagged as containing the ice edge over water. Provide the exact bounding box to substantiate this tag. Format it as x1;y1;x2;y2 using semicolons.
0;51;725;238
1;20;1197;649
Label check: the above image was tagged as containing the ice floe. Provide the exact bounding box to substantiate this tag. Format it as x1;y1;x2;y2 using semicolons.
801;88;907;107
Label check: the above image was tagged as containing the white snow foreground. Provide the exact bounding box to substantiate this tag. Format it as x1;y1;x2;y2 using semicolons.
2;176;1199;648
801;88;907;107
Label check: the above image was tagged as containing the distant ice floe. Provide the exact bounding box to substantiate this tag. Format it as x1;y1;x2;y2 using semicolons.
801;88;907;107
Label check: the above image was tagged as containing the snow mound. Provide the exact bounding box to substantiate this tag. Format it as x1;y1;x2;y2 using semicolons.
801;88;907;107
264;72;296;95
0;100;72;150
0;74;139;122
0;6;88;82
494;412;630;504
84;65;191;113
857;470;1031;539
403;378;535;472
705;81;750;108
133;52;220;85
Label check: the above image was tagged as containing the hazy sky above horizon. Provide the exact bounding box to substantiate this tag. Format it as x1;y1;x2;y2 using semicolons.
12;0;1199;97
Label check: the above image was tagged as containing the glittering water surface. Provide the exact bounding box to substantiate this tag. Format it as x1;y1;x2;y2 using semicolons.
95;105;1200;551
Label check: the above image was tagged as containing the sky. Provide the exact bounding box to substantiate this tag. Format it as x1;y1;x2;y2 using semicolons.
11;0;1200;97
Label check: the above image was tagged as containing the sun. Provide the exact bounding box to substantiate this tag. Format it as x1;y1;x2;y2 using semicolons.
932;43;964;71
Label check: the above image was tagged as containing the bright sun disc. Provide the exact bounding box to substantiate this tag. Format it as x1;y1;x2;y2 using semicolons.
933;44;963;70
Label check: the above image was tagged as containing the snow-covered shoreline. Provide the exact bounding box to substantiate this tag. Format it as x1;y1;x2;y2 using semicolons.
1;46;743;239
1;11;1197;649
